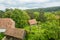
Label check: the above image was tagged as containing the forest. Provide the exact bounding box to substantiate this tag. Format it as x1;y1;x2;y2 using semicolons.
0;6;60;40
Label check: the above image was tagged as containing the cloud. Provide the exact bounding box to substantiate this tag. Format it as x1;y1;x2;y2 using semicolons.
0;0;4;3
43;2;60;7
0;0;60;10
3;0;16;5
0;5;6;10
18;0;50;3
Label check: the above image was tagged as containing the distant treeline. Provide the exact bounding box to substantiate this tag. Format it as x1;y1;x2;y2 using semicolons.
25;6;60;12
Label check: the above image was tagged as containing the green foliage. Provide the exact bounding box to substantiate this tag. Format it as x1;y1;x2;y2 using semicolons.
3;9;30;28
0;8;60;40
26;6;60;13
24;20;60;40
38;11;47;22
27;11;34;19
44;12;57;20
0;33;5;40
33;12;39;20
0;10;4;18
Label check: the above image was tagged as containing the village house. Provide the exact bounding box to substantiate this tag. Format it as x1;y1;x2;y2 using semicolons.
28;19;37;25
0;18;26;40
4;28;26;40
0;18;15;29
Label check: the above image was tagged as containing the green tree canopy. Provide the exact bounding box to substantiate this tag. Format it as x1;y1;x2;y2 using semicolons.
3;9;30;28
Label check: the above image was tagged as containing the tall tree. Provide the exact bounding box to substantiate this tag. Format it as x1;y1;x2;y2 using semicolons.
33;12;39;20
38;9;46;22
0;10;4;18
3;9;30;28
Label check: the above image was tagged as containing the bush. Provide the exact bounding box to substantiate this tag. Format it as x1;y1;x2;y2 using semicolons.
0;33;5;40
3;9;30;28
24;20;60;40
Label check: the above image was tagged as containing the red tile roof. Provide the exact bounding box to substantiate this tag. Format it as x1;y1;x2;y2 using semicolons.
4;28;26;40
0;18;15;29
28;19;37;25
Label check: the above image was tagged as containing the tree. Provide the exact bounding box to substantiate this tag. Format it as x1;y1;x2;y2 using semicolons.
27;11;34;19
44;12;57;21
38;9;46;22
3;9;30;28
0;10;4;18
33;12;39;20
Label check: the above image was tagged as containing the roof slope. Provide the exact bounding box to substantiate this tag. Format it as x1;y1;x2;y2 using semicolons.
0;18;15;29
4;28;26;40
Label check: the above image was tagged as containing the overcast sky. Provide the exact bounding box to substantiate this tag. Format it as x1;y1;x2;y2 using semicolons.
0;0;60;10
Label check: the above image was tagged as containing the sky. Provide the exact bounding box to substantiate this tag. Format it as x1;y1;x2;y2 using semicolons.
0;0;60;10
